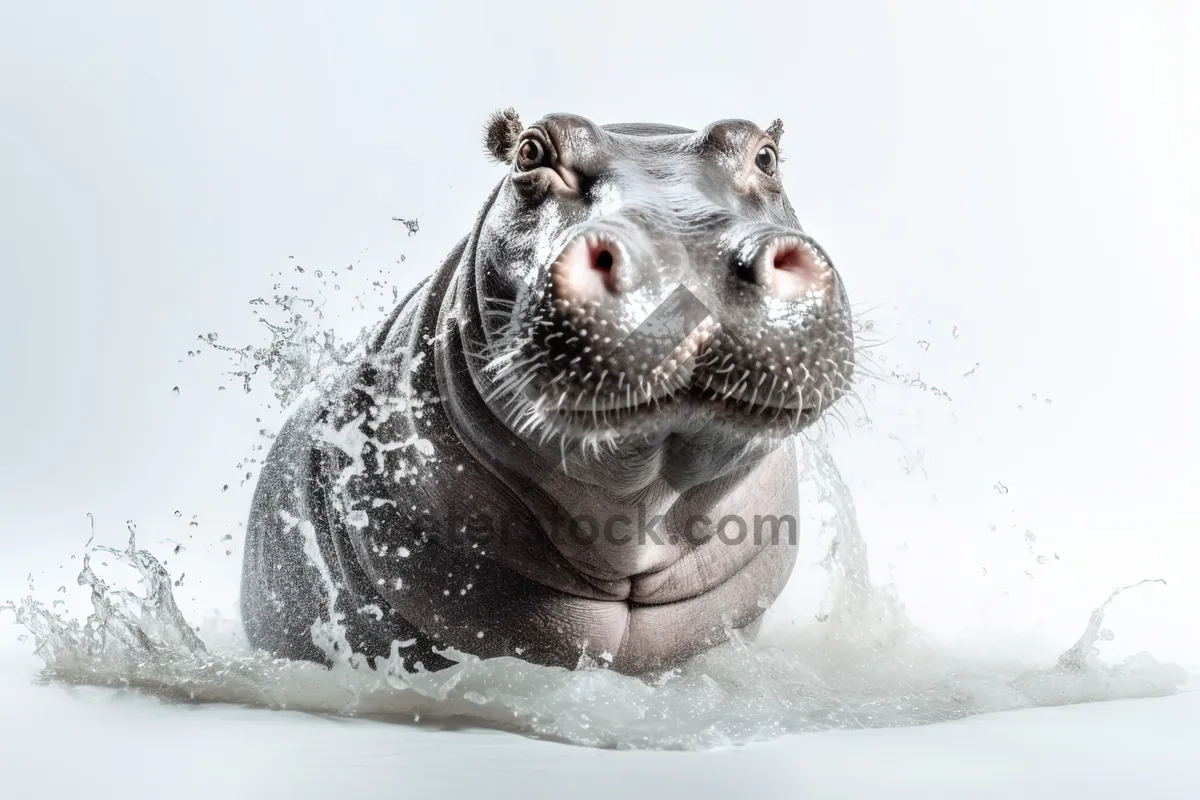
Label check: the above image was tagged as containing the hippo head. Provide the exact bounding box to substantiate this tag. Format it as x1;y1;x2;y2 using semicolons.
458;110;854;475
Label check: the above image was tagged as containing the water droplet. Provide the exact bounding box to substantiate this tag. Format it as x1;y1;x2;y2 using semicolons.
392;217;420;236
174;510;182;517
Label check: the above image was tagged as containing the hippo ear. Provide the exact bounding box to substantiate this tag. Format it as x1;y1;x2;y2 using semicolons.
765;118;784;147
483;108;523;164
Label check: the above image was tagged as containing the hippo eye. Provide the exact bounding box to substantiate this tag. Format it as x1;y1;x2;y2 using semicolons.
755;146;778;175
515;137;549;171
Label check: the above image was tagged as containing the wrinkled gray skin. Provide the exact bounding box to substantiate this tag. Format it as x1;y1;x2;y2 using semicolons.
241;113;855;674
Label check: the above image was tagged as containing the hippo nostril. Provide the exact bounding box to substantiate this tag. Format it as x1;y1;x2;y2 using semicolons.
761;237;831;301
770;240;814;275
551;232;623;301
772;244;806;272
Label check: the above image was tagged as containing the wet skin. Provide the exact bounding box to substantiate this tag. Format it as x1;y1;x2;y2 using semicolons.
240;112;855;674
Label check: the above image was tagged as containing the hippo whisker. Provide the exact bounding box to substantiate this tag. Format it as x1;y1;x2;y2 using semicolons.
764;375;781;408
481;295;517;308
768;397;788;425
483;364;539;403
845;356;885;387
481;357;529;385
727;370;752;401
480;345;524;373
464;349;497;365
828;405;853;435
852;338;891;353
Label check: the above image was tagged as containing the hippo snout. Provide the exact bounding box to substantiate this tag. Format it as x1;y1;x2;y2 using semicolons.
477;113;856;441
509;218;853;438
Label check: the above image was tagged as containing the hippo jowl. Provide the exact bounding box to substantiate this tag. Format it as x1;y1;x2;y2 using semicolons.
240;111;856;675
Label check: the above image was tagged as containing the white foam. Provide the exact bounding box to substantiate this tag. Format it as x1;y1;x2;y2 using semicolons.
1;440;1186;750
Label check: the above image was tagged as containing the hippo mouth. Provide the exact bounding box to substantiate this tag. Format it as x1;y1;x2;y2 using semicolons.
536;381;826;436
511;323;844;440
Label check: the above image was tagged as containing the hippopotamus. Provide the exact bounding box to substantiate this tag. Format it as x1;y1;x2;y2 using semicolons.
240;110;855;674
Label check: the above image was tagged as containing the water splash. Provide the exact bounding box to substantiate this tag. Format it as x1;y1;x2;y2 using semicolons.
2;251;1189;751
2;438;1185;749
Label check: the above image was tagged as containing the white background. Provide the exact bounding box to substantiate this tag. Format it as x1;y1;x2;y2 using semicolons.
1;0;1197;673
2;3;1199;797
